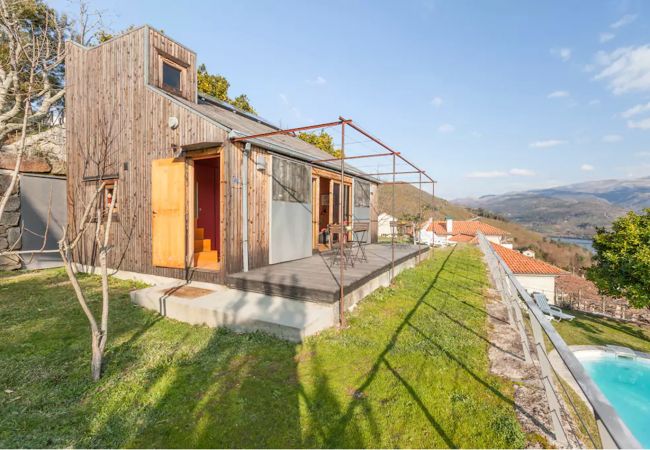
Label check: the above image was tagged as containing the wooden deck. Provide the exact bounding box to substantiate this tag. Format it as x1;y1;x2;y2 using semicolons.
226;243;428;303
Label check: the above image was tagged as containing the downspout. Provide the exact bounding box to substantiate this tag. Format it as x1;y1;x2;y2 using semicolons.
242;142;250;272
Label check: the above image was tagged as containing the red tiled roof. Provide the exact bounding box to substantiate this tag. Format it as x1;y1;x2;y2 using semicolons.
491;243;564;275
448;233;478;243
427;220;507;237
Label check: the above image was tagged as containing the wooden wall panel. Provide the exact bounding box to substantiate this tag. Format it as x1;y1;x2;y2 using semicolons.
147;28;197;101
247;146;270;269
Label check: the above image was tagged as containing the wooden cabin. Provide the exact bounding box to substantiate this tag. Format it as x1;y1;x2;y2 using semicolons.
65;26;379;284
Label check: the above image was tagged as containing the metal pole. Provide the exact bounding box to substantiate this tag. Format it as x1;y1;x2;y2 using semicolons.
339;122;346;328
391;153;395;278
431;180;436;259
242;143;251;272
232;119;350;142
418;171;422;263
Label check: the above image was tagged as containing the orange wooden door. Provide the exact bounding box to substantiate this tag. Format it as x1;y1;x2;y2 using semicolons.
152;158;186;268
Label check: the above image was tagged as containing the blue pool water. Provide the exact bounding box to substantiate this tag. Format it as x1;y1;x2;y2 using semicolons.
576;351;650;447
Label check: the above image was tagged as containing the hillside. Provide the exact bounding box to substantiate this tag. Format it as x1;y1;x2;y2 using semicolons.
377;184;592;271
377;183;473;221
456;176;650;237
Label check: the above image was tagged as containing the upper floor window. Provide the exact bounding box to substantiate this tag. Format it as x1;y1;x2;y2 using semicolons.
162;61;182;93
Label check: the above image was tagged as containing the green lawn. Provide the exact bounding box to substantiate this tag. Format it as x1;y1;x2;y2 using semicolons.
554;310;650;354
0;246;525;448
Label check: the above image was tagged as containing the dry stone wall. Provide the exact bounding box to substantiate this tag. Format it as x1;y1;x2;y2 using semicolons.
0;171;22;269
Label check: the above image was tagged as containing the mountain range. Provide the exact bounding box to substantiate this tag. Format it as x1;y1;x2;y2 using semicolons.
376;183;593;271
455;176;650;238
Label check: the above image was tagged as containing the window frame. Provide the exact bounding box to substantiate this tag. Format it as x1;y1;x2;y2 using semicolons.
271;156;310;204
103;180;118;213
160;58;184;95
354;179;371;208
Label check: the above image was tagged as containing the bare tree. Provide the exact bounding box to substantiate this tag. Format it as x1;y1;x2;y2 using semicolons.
59;180;116;380
69;0;110;46
57;109;123;381
0;0;67;220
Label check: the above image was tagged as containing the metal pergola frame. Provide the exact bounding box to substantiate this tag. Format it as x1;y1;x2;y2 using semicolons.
232;116;436;327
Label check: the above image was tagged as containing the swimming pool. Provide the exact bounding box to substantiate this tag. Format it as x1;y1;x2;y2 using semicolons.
575;350;650;448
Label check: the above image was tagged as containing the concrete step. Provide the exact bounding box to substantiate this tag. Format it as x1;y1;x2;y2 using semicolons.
130;282;336;342
194;238;211;252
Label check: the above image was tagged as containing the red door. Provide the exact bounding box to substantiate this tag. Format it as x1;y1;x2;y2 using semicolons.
195;158;220;253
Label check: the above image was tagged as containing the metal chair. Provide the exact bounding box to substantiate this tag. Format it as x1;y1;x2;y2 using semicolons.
327;224;355;268
351;222;369;263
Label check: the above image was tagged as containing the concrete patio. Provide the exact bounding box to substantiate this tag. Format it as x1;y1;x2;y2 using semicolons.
131;243;431;341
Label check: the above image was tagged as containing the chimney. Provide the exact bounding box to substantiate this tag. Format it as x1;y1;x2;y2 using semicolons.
446;217;453;233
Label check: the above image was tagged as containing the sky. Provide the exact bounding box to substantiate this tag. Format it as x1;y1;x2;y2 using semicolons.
50;0;650;199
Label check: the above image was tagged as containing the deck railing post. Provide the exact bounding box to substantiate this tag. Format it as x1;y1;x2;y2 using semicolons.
431;180;435;259
339;122;346;328
391;152;395;279
529;314;569;446
418;171;422;263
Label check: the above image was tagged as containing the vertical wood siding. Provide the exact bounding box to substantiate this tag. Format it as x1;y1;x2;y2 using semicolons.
147;29;197;101
66;28;238;283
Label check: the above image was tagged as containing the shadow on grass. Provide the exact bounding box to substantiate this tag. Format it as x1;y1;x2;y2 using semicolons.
323;247;459;448
1;246;531;448
583;313;649;341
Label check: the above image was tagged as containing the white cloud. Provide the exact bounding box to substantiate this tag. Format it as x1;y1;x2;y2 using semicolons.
509;168;535;176
307;75;327;85
636;151;650;157
466;170;507;178
431;96;443;107
588;99;601;106
599;32;615;43
595;45;650;94
529;139;567;148
622;101;650;118
551;47;572;62
602;134;623;142
580;164;595;171
438;123;455;133
279;93;303;120
547;90;570;98
610;14;637;29
628;117;650;129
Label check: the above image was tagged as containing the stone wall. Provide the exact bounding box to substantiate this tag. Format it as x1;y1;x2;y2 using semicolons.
0;170;21;269
0;126;65;270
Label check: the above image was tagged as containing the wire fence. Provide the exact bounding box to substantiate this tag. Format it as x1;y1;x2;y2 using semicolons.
477;232;641;449
556;288;650;325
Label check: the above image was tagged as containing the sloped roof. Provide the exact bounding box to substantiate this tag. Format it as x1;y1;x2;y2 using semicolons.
448;233;478;243
428;220;507;236
167;91;376;181
491;243;564;275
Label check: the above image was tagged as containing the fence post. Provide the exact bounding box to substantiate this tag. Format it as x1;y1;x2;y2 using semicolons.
530;316;570;447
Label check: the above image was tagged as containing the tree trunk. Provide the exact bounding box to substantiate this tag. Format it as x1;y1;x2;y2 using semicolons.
91;331;103;381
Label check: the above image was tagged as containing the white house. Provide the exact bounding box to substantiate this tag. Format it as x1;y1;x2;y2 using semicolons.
378;213;396;237
491;243;564;304
419;217;509;247
522;249;535;258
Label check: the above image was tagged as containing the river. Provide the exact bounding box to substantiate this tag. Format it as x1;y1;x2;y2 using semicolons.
551;236;594;253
